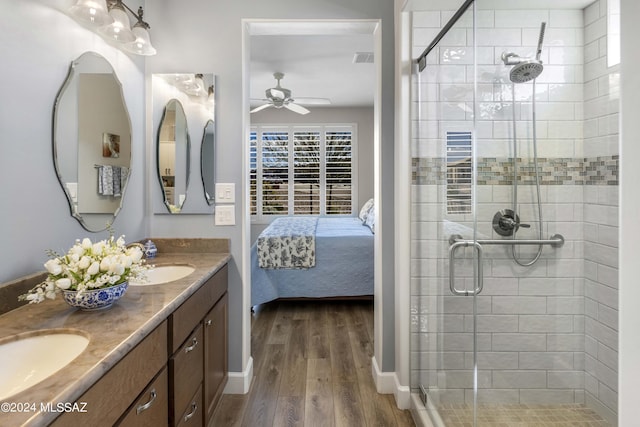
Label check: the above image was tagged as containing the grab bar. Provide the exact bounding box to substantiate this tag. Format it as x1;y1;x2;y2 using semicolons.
449;240;483;296
448;233;565;248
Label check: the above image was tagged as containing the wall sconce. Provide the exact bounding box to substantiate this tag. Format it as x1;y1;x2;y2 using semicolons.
68;0;156;56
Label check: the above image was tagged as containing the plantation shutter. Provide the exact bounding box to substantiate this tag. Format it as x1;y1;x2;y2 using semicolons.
446;131;472;214
325;128;353;215
261;131;289;215
293;129;321;214
249;131;257;216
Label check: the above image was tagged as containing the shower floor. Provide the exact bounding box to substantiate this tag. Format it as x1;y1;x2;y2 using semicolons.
435;403;610;427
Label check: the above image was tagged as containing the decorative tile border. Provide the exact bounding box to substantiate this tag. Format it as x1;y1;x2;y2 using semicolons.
412;156;619;186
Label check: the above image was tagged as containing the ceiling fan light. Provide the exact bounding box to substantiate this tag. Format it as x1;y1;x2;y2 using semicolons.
98;4;136;44
69;0;113;27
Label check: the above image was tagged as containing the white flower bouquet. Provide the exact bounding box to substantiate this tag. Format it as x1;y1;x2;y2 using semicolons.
19;234;149;304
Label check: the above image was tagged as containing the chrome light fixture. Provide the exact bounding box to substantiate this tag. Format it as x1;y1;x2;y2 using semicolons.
68;0;156;56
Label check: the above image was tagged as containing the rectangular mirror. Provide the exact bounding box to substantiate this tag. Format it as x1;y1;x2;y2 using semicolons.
152;73;216;214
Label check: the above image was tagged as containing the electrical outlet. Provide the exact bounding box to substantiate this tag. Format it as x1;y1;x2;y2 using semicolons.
215;205;235;226
215;183;235;203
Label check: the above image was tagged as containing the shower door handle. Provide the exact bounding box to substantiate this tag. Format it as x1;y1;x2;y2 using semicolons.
449;241;484;296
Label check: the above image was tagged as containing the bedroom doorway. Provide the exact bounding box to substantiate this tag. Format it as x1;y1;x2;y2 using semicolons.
241;18;383;388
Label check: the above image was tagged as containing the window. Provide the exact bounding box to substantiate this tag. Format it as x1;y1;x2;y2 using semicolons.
446;131;472;214
250;125;356;219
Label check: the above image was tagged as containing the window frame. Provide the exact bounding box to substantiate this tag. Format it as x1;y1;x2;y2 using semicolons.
250;123;358;223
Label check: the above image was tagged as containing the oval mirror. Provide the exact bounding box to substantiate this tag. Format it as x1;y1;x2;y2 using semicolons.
53;52;132;232
201;120;215;205
157;99;190;213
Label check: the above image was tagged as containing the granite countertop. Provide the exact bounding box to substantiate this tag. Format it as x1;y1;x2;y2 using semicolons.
0;240;230;427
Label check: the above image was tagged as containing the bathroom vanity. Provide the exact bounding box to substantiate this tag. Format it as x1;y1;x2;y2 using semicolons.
0;239;230;427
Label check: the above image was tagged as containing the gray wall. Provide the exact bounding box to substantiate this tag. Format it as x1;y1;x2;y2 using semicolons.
0;0;396;379
144;0;396;373
250;106;374;242
0;1;148;283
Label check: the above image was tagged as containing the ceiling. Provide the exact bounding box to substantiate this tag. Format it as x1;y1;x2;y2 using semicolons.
249;24;376;110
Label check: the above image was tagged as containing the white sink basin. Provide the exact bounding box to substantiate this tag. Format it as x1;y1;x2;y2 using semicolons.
0;331;89;400
129;265;195;286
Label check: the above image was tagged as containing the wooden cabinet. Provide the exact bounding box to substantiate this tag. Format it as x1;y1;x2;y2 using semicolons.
169;325;204;426
169;264;228;427
51;321;168;427
117;367;169;427
176;384;203;427
50;264;228;427
204;292;228;421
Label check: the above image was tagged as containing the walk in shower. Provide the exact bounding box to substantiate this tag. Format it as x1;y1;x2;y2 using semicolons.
408;0;620;426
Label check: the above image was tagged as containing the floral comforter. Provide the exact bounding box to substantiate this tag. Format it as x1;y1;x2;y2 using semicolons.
257;217;318;269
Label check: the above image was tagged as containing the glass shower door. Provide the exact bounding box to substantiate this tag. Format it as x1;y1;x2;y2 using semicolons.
411;2;482;425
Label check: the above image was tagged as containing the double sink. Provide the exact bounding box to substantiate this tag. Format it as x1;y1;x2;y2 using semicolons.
0;265;195;402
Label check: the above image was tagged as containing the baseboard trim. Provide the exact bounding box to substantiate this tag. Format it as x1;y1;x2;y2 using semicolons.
223;356;254;394
371;356;411;409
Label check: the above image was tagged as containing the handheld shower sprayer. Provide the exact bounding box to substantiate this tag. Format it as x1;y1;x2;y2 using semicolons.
535;22;546;61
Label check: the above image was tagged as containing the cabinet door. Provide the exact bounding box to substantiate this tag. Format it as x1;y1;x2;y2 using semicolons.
117;367;169;427
204;292;228;422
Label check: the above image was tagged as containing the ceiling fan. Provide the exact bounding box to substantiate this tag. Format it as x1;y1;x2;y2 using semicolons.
250;72;330;115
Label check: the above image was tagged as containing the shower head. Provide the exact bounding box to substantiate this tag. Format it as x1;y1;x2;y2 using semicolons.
509;60;544;83
501;21;547;84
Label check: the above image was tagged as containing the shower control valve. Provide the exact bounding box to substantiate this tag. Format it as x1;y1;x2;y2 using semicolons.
492;209;528;236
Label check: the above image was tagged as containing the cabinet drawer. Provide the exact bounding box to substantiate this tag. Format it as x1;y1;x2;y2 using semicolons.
170;265;228;353
117;366;169;427
176;384;203;427
51;321;167;427
170;324;203;424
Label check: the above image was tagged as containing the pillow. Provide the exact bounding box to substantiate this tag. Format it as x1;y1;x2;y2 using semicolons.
364;206;375;234
358;198;374;223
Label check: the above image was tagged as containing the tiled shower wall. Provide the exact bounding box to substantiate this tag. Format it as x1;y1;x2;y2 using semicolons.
582;0;619;424
410;3;618;426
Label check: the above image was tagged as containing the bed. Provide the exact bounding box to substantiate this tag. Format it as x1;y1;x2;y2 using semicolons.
251;216;374;307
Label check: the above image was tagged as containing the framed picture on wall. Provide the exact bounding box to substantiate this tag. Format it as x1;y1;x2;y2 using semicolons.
102;132;120;158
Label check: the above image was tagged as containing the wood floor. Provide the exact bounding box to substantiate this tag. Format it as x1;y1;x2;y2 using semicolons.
210;299;415;427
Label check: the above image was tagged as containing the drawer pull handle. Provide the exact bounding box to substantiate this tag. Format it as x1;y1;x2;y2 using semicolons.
184;402;198;422
136;389;157;415
184;337;198;353
206;319;212;327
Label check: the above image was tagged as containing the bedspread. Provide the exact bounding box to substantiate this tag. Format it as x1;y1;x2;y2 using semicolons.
251;217;374;306
257;217;318;269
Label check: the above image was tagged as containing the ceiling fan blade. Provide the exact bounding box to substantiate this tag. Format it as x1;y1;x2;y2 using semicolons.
250;104;273;114
284;103;310;115
292;97;331;105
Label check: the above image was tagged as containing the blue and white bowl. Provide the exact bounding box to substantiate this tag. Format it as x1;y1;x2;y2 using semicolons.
62;282;128;311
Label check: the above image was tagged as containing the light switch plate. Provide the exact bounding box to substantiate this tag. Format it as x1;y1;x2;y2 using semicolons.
215;183;235;203
215;205;235;226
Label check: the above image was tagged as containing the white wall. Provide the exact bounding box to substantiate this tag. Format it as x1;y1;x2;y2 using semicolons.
0;1;147;283
582;2;620;423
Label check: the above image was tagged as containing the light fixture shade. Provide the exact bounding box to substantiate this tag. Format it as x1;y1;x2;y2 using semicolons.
69;0;114;27
123;25;157;56
97;6;136;43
